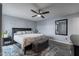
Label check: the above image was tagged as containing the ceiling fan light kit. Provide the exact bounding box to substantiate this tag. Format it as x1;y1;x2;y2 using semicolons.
37;15;41;17
31;9;50;18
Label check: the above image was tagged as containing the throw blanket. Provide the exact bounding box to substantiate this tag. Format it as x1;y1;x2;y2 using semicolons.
21;35;49;49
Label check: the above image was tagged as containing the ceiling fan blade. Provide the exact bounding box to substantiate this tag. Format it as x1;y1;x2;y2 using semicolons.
41;11;49;14
38;9;41;13
32;15;37;17
41;15;45;18
31;9;38;14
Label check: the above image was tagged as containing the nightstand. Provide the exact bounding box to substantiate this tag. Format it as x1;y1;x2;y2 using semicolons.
3;37;12;46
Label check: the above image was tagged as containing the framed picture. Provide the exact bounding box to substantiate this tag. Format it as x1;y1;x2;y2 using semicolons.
55;19;68;35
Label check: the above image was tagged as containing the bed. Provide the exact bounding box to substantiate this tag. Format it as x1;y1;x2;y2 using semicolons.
14;33;44;49
12;28;49;55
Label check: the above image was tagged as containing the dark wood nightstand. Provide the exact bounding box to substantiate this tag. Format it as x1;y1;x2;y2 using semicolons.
3;37;13;46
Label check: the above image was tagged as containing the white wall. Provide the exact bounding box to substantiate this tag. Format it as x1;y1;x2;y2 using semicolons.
67;13;79;35
2;15;36;36
36;13;79;44
36;19;55;36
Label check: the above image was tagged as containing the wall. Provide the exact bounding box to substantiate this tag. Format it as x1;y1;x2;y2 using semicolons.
36;17;69;44
67;13;79;35
2;15;36;36
2;13;79;44
36;18;55;36
36;13;79;44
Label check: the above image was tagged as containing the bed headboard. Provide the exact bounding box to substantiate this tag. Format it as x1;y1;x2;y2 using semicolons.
12;28;32;40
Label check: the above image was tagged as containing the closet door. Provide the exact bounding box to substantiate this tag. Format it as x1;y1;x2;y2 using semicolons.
0;3;2;56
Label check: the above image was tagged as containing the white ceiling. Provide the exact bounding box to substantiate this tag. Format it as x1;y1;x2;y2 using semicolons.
2;3;79;21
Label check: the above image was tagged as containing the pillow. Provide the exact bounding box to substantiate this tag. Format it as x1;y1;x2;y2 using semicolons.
21;31;26;34
25;31;33;34
14;31;23;35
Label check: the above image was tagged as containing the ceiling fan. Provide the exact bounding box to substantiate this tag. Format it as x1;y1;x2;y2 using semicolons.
31;9;50;18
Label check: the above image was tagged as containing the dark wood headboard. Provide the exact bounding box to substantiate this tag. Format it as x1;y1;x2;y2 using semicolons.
12;28;32;40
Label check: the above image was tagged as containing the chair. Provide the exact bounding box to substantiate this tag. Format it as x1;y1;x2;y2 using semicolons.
70;35;79;56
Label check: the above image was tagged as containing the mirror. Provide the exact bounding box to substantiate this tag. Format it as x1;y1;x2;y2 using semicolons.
55;19;68;35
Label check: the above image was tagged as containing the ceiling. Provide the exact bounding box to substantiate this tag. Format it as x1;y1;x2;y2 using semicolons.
2;3;79;21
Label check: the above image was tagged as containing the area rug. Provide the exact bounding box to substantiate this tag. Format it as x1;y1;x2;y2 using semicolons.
2;44;60;56
2;44;24;56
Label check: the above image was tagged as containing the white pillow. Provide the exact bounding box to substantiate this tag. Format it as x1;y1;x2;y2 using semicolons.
26;31;33;34
15;31;23;35
21;31;26;34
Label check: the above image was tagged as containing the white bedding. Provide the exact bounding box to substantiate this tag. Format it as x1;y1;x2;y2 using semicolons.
14;33;43;46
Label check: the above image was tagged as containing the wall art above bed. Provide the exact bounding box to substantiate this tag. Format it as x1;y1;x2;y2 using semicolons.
55;19;68;36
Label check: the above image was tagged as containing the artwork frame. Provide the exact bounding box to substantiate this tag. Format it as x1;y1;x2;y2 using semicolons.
55;19;68;36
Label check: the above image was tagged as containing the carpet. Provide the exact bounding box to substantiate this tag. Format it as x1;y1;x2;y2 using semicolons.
2;44;55;56
2;44;69;56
